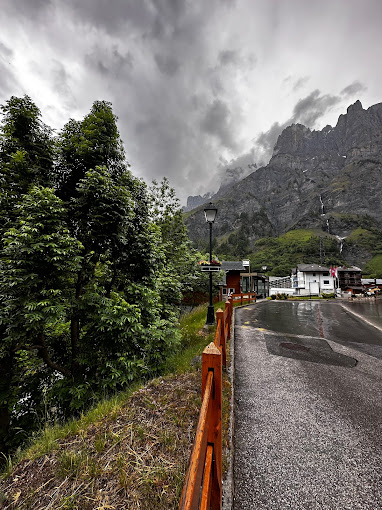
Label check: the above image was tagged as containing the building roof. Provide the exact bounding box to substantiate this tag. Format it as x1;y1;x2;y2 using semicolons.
221;261;245;272
296;264;330;273
337;266;362;272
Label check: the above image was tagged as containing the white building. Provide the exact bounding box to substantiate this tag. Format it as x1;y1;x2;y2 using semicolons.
269;276;295;296
292;264;335;296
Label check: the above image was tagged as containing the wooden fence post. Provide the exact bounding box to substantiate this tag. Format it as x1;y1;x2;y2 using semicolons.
225;301;231;340
215;309;226;367
202;343;222;510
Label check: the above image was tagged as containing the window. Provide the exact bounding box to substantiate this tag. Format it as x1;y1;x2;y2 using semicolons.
323;280;330;285
222;288;228;295
312;273;316;276
323;272;329;276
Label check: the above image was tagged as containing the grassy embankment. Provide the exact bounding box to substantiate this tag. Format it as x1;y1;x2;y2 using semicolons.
0;302;230;510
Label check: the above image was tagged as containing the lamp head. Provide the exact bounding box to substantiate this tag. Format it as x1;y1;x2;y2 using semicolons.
204;202;217;223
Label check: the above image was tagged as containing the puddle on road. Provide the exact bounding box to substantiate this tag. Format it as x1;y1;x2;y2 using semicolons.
265;333;357;367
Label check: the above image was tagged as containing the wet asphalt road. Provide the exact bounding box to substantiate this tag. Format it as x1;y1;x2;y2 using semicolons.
233;300;382;509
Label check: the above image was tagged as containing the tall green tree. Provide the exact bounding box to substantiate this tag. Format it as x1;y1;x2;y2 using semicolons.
149;178;198;303
0;96;55;453
0;97;190;454
55;100;125;201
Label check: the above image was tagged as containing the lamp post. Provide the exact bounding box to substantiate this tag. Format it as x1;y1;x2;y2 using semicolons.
204;202;218;325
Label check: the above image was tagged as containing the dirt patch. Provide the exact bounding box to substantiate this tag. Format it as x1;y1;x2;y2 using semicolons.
0;372;201;510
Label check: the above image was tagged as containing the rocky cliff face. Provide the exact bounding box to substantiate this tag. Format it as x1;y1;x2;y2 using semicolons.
185;100;382;265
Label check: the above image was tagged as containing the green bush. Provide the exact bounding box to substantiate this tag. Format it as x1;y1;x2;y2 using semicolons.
321;292;336;299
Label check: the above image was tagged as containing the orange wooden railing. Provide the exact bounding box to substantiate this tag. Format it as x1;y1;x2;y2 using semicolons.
179;296;234;510
179;292;258;509
231;292;256;306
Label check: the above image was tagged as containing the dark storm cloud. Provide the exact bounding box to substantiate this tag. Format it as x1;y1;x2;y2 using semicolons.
217;49;256;71
291;89;341;126
2;0;379;206
85;46;134;78
201;99;238;150
255;121;286;163
64;1;152;34
51;60;76;109
341;80;367;97
4;0;52;20
254;89;342;163
60;0;236;200
63;0;190;38
215;150;258;187
218;50;240;67
154;54;181;76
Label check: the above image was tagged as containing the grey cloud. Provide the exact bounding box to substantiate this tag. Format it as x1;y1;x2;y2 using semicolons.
217;49;256;70
0;61;18;98
254;90;342;163
255;121;286;163
218;50;240;66
283;76;310;92
0;42;13;59
0;42;18;98
3;0;52;20
341;80;367;97
201;99;238;150
292;76;309;92
50;60;76;109
85;46;134;78
290;89;341;126
64;0;190;38
216;150;258;187
65;1;152;34
154;54;180;76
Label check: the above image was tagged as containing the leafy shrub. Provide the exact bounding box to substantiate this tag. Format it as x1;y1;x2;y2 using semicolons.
321;292;335;299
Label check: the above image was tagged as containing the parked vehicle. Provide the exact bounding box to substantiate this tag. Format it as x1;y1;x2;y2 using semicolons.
365;287;380;296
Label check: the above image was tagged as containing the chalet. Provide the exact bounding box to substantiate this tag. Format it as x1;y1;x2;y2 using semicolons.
337;266;362;293
292;264;335;296
219;260;269;300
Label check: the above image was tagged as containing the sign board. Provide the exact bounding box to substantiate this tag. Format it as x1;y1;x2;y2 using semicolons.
242;260;250;267
200;266;221;272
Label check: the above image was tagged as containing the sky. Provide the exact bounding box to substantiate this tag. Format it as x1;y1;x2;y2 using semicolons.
1;0;382;205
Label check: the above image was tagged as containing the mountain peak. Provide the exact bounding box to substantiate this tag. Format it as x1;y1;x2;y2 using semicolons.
347;99;363;113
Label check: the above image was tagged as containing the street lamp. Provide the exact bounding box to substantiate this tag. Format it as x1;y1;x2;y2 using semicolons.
204;202;218;325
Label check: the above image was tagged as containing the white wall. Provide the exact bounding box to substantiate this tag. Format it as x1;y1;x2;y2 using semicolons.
300;272;335;295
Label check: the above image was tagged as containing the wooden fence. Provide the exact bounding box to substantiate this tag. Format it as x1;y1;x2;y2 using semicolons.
230;292;257;306
179;293;254;510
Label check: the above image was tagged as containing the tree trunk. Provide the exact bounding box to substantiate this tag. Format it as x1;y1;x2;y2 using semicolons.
70;317;80;379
